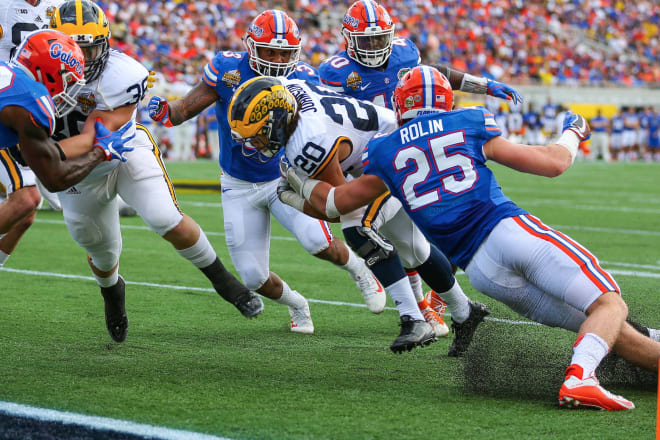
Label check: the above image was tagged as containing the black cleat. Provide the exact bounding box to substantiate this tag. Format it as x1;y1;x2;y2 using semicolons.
100;276;128;343
448;300;490;357
390;315;437;353
234;292;264;319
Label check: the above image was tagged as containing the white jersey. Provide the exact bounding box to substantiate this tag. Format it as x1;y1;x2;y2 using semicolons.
53;49;148;180
0;0;64;61
282;79;396;180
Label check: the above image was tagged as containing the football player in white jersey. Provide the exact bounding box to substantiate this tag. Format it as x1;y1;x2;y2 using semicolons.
229;77;491;354
0;0;65;271
49;0;264;343
149;10;386;336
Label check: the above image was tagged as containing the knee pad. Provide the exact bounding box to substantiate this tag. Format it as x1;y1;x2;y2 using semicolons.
64;212;121;271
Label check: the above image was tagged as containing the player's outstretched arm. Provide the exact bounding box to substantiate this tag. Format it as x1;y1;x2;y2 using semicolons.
11;107;106;192
483;111;590;177
434;65;522;104
149;81;218;127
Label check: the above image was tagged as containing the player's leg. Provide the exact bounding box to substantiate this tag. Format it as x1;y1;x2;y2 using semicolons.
269;184;385;314
118;128;262;318
220;175;310;333
59;174;127;342
0;151;41;266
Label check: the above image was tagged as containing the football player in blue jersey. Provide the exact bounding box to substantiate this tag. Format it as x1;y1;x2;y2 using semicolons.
0;29;132;235
149;10;385;334
319;0;520;325
280;65;660;411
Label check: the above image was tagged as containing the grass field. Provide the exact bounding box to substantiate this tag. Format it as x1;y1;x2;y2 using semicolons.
1;159;659;440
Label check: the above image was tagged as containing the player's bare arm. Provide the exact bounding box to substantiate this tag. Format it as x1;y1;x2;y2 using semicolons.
483;136;572;178
8;106;105;192
168;81;219;125
59;104;136;158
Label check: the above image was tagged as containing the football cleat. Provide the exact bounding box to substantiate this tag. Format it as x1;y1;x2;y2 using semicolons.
418;300;449;338
424;290;447;318
447;300;490;357
352;266;386;314
289;298;314;334
233;292;264;319
100;276;128;343
390;315;436;353
559;365;635;411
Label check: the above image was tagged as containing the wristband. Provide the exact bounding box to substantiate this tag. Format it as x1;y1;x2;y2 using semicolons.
325;187;340;218
460;74;488;95
555;130;580;163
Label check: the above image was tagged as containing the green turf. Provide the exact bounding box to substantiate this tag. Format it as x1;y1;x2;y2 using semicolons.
1;160;658;439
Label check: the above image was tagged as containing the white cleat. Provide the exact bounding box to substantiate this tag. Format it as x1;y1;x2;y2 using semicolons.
420;305;449;338
352;266;386;314
289;299;314;334
559;365;634;411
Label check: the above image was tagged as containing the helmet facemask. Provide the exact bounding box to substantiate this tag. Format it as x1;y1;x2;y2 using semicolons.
246;38;301;77
343;25;394;68
51;69;87;117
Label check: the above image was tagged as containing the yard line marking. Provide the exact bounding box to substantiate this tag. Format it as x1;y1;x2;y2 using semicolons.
600;261;660;271
31;218;660;241
0;401;232;440
516;199;660;214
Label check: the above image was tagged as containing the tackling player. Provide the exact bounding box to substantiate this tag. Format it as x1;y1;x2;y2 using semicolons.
0;29;132;233
148;10;385;335
49;0;263;343
228;76;490;354
280;65;660;410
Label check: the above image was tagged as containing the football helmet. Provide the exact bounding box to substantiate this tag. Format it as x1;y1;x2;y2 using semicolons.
244;10;301;77
10;29;86;118
342;0;395;68
50;0;110;82
392;65;453;125
228;76;298;163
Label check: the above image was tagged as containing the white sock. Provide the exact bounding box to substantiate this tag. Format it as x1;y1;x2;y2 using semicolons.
570;333;610;379
406;271;424;301
176;229;217;268
386;277;424;321
437;280;471;323
94;270;119;288
0;250;9;268
341;248;365;278
648;328;660;342
274;281;306;308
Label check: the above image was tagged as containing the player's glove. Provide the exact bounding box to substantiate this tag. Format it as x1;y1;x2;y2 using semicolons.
486;79;523;105
93;118;135;162
562;111;591;141
146;71;157;89
148;96;173;127
279;159;320;200
277;178;306;212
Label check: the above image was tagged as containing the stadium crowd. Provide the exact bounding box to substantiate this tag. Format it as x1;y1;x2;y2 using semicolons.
99;0;660;86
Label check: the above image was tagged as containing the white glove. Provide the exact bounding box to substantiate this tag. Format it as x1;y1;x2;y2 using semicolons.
277;178;306;211
279;159;320;200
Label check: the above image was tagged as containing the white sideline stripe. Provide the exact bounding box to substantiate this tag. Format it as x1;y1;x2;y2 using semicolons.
31;218;660;240
0;401;231;440
518;199;660;215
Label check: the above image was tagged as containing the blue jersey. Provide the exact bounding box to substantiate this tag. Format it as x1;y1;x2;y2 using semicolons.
362;107;527;269
590;115;609;133
318;37;420;109
523;110;541;129
611;115;624;133
0;62;56;148
201;51;319;182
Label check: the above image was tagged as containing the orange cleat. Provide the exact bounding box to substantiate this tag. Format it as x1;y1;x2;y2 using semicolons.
559;365;635;411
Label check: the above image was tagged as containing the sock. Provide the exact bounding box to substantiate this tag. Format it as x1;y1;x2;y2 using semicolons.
569;333;610;379
417;298;431;311
415;245;455;292
341;248;365;278
406;270;424;301
649;328;660;342
0;250;9;268
386;277;424;321
94;270;119;288
200;257;250;303
437;280;471;323
176;229;217;268
273;281;306;308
